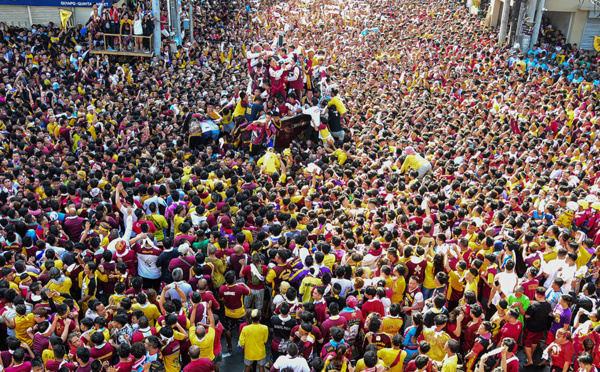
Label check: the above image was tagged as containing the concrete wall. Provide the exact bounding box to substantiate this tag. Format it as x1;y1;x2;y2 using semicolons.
487;0;503;27
0;5;93;27
545;0;579;12
545;11;573;39
569;10;588;46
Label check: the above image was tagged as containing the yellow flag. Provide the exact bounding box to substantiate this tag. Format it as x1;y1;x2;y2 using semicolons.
60;9;72;28
595;36;600;52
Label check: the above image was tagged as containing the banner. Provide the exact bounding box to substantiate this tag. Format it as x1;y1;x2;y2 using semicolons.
60;9;72;28
0;0;110;7
595;36;600;52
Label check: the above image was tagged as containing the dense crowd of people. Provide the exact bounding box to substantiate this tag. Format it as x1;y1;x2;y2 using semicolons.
0;0;599;371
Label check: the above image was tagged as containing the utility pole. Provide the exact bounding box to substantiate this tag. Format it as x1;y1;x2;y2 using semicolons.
529;0;545;49
498;0;511;43
189;0;194;43
153;0;161;57
509;0;525;47
520;0;538;50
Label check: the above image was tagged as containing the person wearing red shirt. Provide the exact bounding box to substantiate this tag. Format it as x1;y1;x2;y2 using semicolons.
461;304;483;354
499;309;522;351
184;346;215;372
89;332;114;362
239;254;268;310
543;328;574;372
290;322;316;361
198;279;220;311
480;254;498;315
340;296;363;347
320;302;348;342
3;349;30;372
45;344;76;372
496;338;519;372
312;286;327;326
362;286;385;319
131;316;157;343
112;343;135;372
218;271;251;352
464;321;493;372
362;317;392;351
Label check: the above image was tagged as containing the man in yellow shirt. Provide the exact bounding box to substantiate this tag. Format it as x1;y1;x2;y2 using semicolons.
441;339;459;372
189;302;216;361
399;147;432;179
239;309;269;372
377;334;407;372
391;265;407;304
132;292;161;327
421;315;452;362
14;304;35;346
298;267;322;302
327;88;347;115
257;148;282;174
382;304;404;335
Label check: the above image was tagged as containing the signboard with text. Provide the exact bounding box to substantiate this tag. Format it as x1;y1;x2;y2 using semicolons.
0;0;110;7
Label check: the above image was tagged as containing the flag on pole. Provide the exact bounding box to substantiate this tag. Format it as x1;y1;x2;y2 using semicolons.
594;36;600;52
60;9;72;28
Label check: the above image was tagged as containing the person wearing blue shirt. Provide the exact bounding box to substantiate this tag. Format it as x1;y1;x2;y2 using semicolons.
245;97;265;123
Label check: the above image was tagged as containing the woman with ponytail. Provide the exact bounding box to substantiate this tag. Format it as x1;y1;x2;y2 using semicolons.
402;311;424;363
322;343;351;372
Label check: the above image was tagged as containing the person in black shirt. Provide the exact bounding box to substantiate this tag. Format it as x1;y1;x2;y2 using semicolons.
424;294;450;328
270;301;296;362
523;286;553;367
570;283;599;322
325;282;347;310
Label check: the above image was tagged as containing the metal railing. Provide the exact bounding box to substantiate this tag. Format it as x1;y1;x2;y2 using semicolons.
89;32;153;56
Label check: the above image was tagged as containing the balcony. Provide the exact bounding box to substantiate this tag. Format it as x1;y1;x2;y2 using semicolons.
89;33;154;58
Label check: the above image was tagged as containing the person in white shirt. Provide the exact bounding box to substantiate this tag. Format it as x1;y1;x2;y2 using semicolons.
490;260;518;306
542;248;567;285
89;0;104;18
272;343;310;372
558;251;587;293
143;189;167;215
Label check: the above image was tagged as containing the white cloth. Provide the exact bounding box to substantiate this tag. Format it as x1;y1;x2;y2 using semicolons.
107;215;133;253
250;263;265;281
542;258;565;285
133;19;143;35
273;355;310;372
492;271;518;305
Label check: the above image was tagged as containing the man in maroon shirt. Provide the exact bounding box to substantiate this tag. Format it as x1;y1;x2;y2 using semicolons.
75;347;92;372
131;315;158;343
45;344;75;371
290;322;316;361
461;304;484;354
89;332;114;362
168;245;196;281
198;279;220;311
110;343;135;372
218;271;250;352
63;206;84;242
240;253;268;311
320;302;348;342
361;286;385;319
4;349;31;372
312;286;327;326
184;345;215;372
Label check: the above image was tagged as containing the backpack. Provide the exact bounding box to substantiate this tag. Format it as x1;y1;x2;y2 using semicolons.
250;263;262;286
